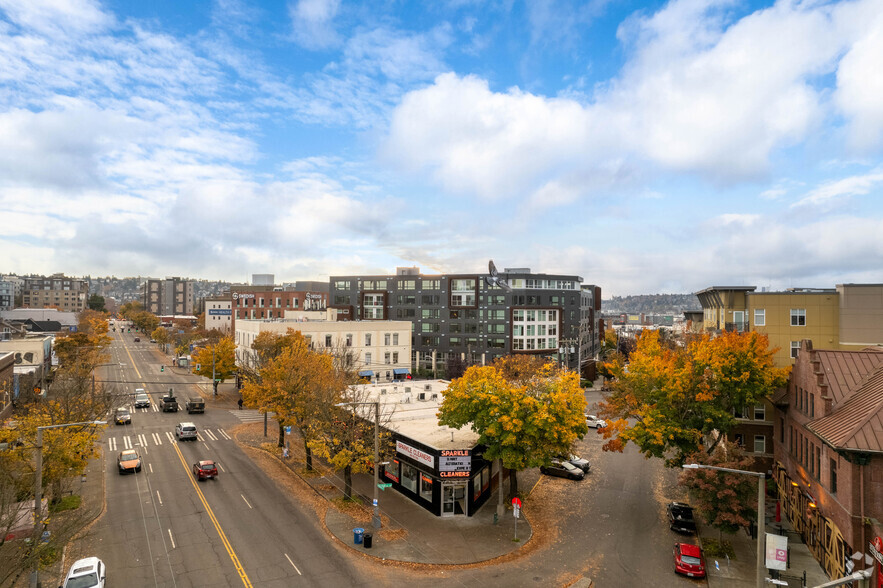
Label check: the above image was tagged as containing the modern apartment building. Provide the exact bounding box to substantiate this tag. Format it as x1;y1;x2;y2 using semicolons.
329;266;601;377
22;274;89;312
0;280;14;311
143;277;195;316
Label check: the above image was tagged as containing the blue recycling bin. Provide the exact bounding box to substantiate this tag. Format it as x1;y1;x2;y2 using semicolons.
353;527;365;544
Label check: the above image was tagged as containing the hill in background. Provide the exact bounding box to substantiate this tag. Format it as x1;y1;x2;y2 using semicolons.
602;293;701;315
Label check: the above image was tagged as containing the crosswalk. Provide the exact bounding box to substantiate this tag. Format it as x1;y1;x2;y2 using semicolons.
107;428;232;451
229;409;272;423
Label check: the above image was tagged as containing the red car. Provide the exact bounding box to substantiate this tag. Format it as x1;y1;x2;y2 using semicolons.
674;543;706;578
192;460;218;481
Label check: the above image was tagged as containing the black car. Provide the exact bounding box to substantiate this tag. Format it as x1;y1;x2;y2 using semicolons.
540;459;585;480
559;454;590;473
667;502;697;534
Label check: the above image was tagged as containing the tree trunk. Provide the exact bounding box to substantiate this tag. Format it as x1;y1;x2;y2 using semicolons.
344;464;352;500
277;423;284;447
509;468;519;499
303;435;313;471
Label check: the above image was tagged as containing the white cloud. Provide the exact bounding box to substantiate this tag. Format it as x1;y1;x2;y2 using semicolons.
792;169;883;211
0;0;112;36
289;0;341;50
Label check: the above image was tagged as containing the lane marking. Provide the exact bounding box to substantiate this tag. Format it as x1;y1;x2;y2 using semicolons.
241;494;252;509
218;429;231;440
156;491;163;506
122;344;142;379
108;438;117;451
172;442;253;587
203;442;210;451
217;463;226;473
165;432;175;443
152;433;162;446
204;429;218;441
124;436;132;449
149;463;153;474
168;529;176;549
138;434;148;447
284;554;302;576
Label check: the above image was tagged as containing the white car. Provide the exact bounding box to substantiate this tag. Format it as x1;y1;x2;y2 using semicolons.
62;557;106;588
134;389;150;408
175;422;197;441
585;414;607;429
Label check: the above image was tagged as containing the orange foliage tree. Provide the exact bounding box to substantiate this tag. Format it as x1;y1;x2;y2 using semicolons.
599;330;789;467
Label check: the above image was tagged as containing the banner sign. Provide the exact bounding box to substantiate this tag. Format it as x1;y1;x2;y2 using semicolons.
439;449;471;472
396;440;434;468
765;532;788;571
208;309;231;315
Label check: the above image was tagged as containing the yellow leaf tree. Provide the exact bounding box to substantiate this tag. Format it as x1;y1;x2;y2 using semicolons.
191;337;237;382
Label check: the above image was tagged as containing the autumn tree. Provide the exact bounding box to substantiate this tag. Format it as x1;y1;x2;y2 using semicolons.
679;442;760;539
54;314;112;376
438;361;587;499
151;326;172;351
599;329;789;467
191;337;237;382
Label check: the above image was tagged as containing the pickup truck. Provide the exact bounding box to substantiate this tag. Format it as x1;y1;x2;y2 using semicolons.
161;394;179;412
185;397;205;414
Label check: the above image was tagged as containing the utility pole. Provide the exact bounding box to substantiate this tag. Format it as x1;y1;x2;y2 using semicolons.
212;346;217;397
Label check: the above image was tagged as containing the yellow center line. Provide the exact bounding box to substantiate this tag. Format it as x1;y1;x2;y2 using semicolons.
172;442;253;587
122;343;142;380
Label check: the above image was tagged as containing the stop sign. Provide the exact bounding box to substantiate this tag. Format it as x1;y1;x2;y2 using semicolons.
512;497;522;509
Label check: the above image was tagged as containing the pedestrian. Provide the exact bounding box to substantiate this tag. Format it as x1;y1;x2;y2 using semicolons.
238;397;243;410
282;446;290;459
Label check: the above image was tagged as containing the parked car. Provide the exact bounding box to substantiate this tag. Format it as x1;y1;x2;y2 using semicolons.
175;422;197;441
134;389;150;408
113;408;131;425
540;459;585;480
560;454;590;473
62;556;106;588
667;502;697;534
133;337;140;342
117;449;142;474
149;338;157;343
673;542;706;578
192;460;218;481
585;414;607;429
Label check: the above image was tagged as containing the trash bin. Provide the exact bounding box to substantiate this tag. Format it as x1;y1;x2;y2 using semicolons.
363;532;372;549
353;527;364;544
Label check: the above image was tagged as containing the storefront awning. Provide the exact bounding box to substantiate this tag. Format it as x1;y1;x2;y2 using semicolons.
393;368;410;375
358;370;374;377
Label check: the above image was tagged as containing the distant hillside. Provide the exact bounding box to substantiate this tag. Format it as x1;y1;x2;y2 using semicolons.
602;293;701;315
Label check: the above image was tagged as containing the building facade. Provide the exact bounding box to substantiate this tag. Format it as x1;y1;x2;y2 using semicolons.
22;274;89;312
329;266;601;377
143;278;195;316
234;314;412;380
772;341;883;580
230;283;329;333
203;296;232;333
0;280;14;311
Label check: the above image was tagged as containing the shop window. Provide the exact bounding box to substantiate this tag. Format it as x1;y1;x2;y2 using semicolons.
420;474;433;501
383;460;400;483
401;463;419;493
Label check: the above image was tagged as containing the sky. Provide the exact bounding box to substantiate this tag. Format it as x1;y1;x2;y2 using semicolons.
1;0;882;297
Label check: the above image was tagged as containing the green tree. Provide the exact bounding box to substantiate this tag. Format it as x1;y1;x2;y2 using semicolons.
679;442;759;539
599;330;790;466
87;294;105;312
438;361;587;498
191;337;237;382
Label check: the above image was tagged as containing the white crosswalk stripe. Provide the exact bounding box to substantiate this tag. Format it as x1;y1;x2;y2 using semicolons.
203;429;217;441
108;437;117;451
230;409;270;423
152;432;162;445
137;434;147;447
123;436;132;449
165;431;175;444
218;428;231;440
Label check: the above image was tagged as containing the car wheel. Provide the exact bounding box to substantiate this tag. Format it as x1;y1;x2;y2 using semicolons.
136;466;141;473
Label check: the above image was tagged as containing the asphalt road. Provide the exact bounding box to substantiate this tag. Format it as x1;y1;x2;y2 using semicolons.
87;330;370;587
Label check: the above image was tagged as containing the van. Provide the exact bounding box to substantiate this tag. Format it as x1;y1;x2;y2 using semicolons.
175;422;197;441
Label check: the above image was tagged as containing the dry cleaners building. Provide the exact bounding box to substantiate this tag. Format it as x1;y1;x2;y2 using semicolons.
356;380;501;517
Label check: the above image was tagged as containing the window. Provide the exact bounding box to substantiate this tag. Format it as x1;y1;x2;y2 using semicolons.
754;404;765;421
333;295;349;305
384;352;391;364
830;459;838;494
396;308;416;318
420;473;433;501
365;352;371;366
346;334;353;347
791;308;806;326
754;435;766;454
325;335;332;347
393;333;399;345
791;341;800;358
450;279;476;306
397;295;416;305
814;445;820;480
422;295;439;305
363;293;385;319
754;308;765;326
384;333;390;346
422;309;440;319
333;280;351;290
422;279;440;290
392;352;398;363
401;463;418;493
809;393;814;417
365;334;372;346
733;310;745;331
399;280;416;290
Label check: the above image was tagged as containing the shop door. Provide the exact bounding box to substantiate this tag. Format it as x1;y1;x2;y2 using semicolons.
442;483;467;517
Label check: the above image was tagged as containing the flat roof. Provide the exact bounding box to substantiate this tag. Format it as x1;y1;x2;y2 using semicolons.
346;380;480;451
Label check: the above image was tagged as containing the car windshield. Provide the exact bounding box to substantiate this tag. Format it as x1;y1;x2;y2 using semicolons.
121;452;137;460
560;461;577;471
116;410;128;415
680;554;702;565
65;572;99;588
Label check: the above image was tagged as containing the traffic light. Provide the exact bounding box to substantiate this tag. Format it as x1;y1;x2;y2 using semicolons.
161;366;165;372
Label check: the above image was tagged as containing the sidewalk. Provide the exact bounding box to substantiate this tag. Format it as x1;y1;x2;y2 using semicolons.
704;498;829;588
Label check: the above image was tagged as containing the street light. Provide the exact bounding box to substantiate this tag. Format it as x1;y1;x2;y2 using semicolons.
32;420;106;588
683;463;766;588
335;400;381;529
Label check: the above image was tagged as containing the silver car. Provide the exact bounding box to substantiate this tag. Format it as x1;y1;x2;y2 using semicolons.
175;422;197;441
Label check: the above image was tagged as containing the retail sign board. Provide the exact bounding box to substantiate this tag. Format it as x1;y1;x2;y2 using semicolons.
396;440;434;468
765;533;788;571
439;449;471;472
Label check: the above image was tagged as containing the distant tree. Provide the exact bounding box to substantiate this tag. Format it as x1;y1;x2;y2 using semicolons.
599;330;789;466
445;355;467;380
191;337;237;382
87;294;105;312
679;442;759;539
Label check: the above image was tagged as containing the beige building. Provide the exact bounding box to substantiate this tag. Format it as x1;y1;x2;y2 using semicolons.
203;295;232;333
22;274;88;312
235;311;413;381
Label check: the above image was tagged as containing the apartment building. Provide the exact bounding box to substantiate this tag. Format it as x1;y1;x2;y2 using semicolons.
21;274;89;312
329;266;601;377
0;280;14;311
229;282;329;333
143;277;195;316
203;295;232;333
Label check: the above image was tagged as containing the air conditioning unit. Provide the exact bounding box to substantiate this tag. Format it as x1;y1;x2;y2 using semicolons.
424;384;432;391
417;392;426;401
380;389;387;395
404;387;411;394
430;393;438;400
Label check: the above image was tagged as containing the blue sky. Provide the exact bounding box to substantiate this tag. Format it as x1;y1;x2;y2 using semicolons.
1;0;882;296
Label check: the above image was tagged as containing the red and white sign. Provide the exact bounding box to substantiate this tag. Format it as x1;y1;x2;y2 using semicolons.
396;440;434;468
512;497;522;509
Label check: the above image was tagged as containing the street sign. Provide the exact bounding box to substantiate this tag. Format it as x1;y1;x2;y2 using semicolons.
377;483;392;490
284;426;292;435
372;499;378;506
513;506;520;518
512;497;522;509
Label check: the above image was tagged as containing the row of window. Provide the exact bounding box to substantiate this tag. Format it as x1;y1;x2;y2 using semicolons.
335;294;577;308
707;308;808;328
363;352;400;365
733;404;766;420
795;386;815;416
354;333;401;346
790;426;822;484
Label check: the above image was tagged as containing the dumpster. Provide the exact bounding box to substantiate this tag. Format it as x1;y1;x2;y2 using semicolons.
363;532;372;549
353;527;364;544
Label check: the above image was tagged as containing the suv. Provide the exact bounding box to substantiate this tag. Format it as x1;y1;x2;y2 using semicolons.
161;392;179;412
62;557;106;588
133;390;150;408
667;502;697;534
175;422;197;441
